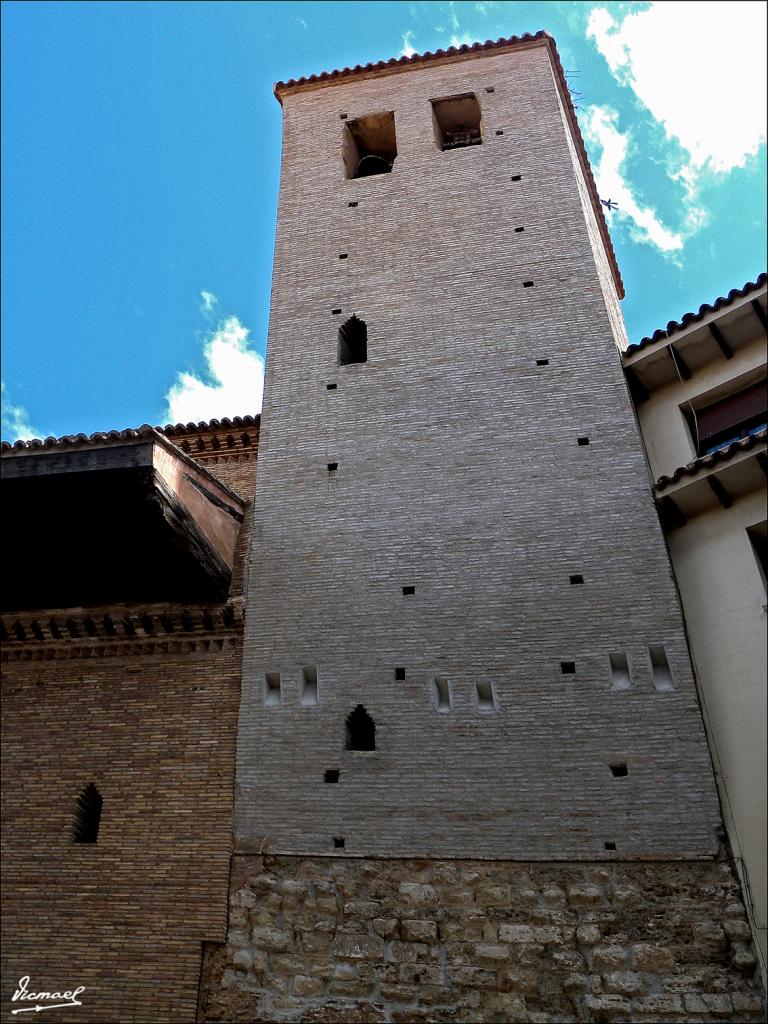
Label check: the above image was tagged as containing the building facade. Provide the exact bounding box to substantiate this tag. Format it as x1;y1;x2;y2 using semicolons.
1;32;766;1024
622;275;768;981
1;418;259;1024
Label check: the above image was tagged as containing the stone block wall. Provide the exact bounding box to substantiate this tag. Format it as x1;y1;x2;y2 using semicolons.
202;855;765;1023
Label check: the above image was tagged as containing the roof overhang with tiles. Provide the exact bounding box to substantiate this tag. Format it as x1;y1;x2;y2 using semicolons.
622;275;767;400
655;429;767;528
272;32;624;300
1;428;246;611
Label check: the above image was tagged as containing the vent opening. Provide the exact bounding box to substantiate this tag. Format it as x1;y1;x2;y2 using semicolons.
346;704;375;751
609;653;632;691
302;665;319;706
649;644;675;691
338;316;367;365
476;680;496;711
264;671;282;707
72;783;103;844
432;677;451;712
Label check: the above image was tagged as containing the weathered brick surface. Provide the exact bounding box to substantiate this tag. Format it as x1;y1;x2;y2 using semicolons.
0;436;258;1023
205;855;765;1023
237;41;720;858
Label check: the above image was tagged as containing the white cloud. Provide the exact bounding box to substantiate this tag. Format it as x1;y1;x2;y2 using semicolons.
587;2;767;172
164;316;264;424
582;106;684;254
449;33;477;48
199;290;218;315
400;30;417;58
1;381;39;442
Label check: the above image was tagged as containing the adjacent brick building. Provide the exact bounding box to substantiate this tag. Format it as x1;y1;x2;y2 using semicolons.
1;417;259;1023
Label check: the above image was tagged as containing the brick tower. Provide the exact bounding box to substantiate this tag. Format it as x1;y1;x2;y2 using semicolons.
237;33;718;861
211;33;764;1024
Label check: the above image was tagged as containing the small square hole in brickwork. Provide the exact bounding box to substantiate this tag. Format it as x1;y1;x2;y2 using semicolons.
327;383;337;390
333;836;345;848
561;661;576;675
577;437;590;446
348;201;359;207
495;130;504;136
340;113;348;119
536;359;549;366
569;574;585;585
328;462;338;473
395;667;406;680
339;253;348;259
523;281;534;288
324;770;340;784
604;841;616;851
402;586;415;596
610;763;628;778
485;86;495;93
332;308;342;315
511;174;522;181
514;226;525;233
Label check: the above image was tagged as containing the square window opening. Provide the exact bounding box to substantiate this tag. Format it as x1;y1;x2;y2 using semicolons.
343;112;397;179
431;93;483;151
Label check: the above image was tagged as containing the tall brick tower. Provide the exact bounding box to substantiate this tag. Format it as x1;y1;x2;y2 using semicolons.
236;32;719;861
214;35;764;1024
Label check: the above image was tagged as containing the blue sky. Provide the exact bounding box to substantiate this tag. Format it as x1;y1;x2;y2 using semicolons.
2;1;766;440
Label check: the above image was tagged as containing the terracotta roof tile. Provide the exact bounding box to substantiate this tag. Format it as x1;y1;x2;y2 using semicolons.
1;414;260;453
274;32;623;300
655;428;767;491
627;273;767;356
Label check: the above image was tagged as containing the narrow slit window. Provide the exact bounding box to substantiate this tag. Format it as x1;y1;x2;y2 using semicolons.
431;93;482;150
648;645;675;692
476;680;496;711
345;704;375;751
72;783;103;844
302;665;318;706
432;677;451;712
264;671;282;706
343;112;397;178
609;653;632;691
338;316;367;365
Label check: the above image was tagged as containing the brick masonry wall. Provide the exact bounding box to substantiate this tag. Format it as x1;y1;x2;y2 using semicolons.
0;438;258;1023
204;855;765;1023
237;42;721;858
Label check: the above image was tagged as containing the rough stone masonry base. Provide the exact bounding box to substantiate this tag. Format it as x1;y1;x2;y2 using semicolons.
200;855;765;1023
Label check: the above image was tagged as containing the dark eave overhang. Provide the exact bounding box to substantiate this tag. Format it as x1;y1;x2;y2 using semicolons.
654;429;767;527
1;431;246;612
273;32;623;300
